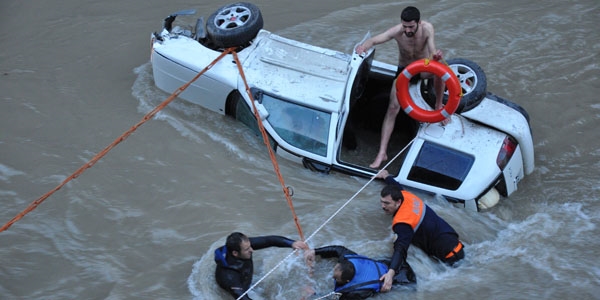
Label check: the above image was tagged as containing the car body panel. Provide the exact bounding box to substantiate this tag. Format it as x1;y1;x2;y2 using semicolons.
501;144;525;196
152;29;239;113
397;117;506;201
461;98;535;175
241;31;351;113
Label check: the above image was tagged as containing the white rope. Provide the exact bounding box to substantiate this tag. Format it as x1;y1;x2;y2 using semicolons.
313;291;341;299
237;137;416;299
304;137;415;244
237;248;301;300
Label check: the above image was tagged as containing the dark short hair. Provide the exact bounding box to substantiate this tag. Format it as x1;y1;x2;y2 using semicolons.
381;184;404;202
339;260;356;282
226;232;248;255
401;6;420;22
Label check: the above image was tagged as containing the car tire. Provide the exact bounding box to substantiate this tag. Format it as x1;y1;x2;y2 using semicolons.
428;58;487;113
206;2;263;49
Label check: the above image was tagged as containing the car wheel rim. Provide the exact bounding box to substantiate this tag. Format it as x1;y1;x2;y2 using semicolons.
449;64;478;95
214;5;252;30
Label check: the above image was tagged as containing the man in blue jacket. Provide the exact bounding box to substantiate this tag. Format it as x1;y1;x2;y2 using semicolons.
214;232;308;299
304;245;415;299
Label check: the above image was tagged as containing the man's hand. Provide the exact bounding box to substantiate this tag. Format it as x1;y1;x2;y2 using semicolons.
292;240;309;250
432;49;443;61
303;249;315;268
379;269;396;292
355;39;374;55
355;44;367;55
375;169;390;179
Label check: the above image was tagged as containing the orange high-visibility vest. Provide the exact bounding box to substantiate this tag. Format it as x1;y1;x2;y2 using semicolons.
392;191;425;232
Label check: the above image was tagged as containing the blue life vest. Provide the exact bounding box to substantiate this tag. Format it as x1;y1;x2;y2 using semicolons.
214;245;229;267
334;255;388;294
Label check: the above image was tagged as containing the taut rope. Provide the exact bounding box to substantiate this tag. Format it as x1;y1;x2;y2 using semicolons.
0;48;234;232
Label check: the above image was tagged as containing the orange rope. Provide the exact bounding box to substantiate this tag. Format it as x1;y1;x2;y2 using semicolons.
231;51;305;241
0;48;234;233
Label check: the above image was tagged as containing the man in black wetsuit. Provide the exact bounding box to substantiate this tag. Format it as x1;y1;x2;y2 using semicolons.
214;232;308;299
376;170;465;292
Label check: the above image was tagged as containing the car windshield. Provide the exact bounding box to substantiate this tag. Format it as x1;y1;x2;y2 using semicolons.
261;93;330;156
407;141;475;190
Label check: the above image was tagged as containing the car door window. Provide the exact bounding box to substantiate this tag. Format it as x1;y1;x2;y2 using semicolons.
261;94;331;156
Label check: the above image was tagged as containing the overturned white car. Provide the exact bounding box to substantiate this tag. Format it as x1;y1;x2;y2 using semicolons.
150;3;534;211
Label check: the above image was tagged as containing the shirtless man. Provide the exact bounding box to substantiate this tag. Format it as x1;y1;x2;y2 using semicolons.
355;6;446;169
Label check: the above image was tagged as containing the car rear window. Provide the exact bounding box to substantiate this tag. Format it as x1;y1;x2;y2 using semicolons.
261;94;330;156
407;141;474;190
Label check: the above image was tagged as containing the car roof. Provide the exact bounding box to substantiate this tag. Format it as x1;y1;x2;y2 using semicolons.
241;30;351;113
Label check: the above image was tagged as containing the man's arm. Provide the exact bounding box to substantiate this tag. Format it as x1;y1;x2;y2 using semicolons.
375;169;406;190
304;245;357;267
380;223;413;291
314;245;357;259
249;235;307;250
421;21;441;60
421;21;444;111
356;24;402;54
389;223;413;272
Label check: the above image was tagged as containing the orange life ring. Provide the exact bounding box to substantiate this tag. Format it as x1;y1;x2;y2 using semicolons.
395;59;461;123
